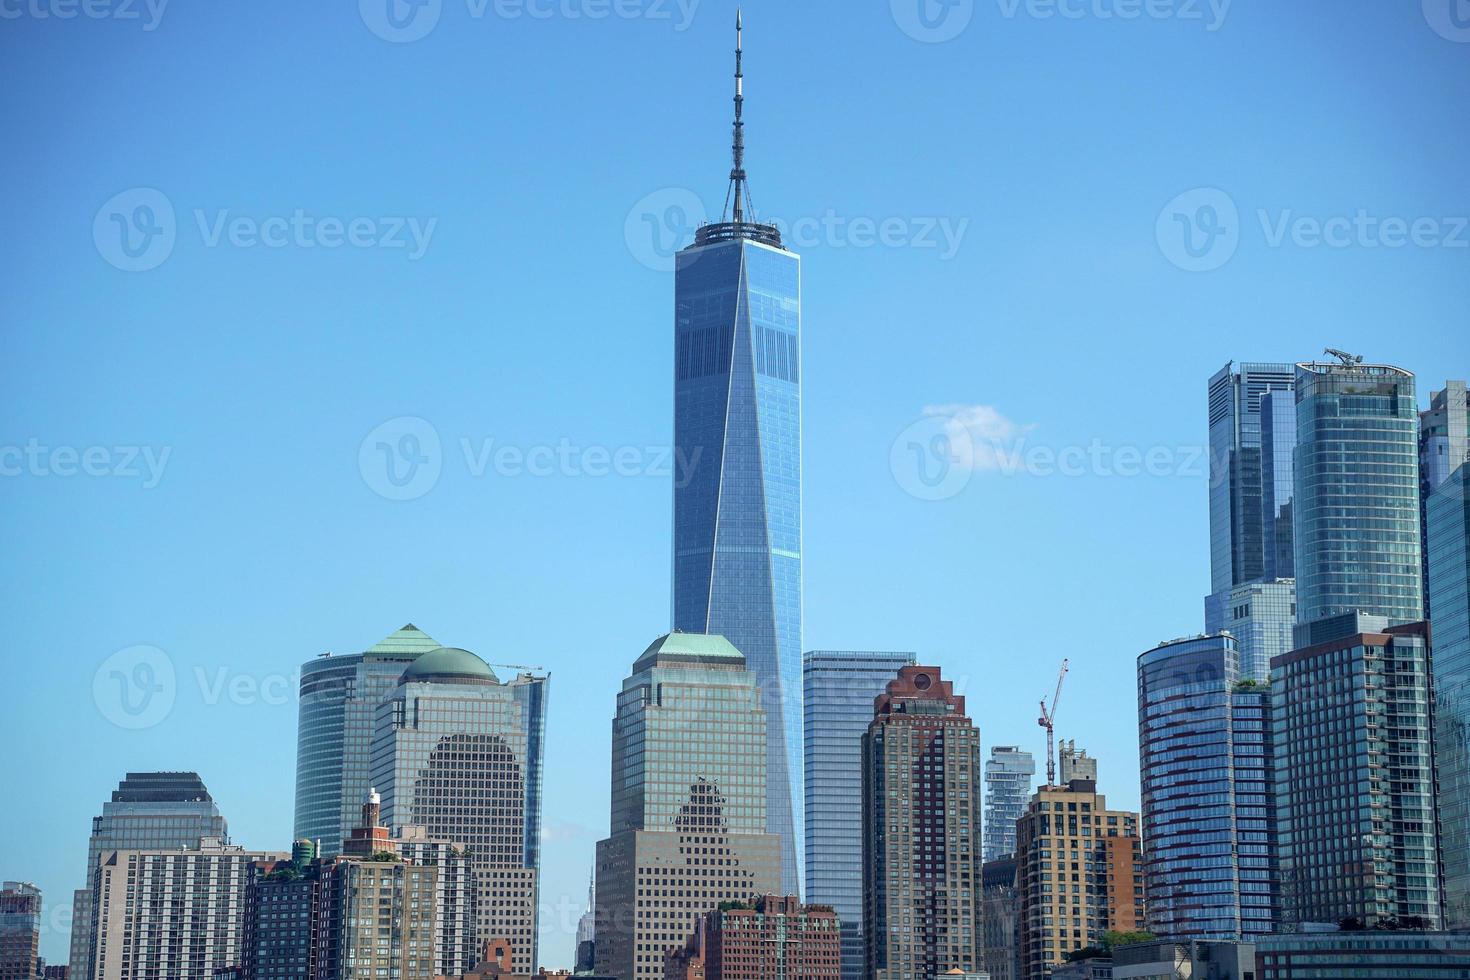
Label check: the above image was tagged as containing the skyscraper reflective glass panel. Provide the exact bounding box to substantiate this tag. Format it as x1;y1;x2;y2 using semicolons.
1292;361;1423;629
1207;363;1296;594
803;650;914;980
674;234;802;892
1137;635;1278;940
1429;464;1470;928
983;745;1035;862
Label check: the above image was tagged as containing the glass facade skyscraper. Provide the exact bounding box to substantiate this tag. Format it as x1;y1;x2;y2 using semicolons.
1137;634;1277;940
1429;463;1470;929
67;772;228;980
1421;381;1469;618
371;645;548;974
294;623;443;857
1272;616;1440;927
672;161;803;897
983;746;1036;862
594;633;781;980
1207;362;1296;594
802;650;914;980
1292;360;1423;632
1204;363;1297;677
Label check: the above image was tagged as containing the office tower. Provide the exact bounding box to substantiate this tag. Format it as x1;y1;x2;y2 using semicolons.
0;882;41;980
983;747;1036;862
980;858;1021;980
1292;358;1423;633
1205;363;1298;680
594;633;781;980
671;13;804;895
1429;462;1470;928
1255;932;1470;978
88;838;287;980
68;771;229;980
802;649;915;980
861;666;982;980
1013;779;1144;980
1203;579;1296;683
1422;381;1469;616
1271;616;1440;927
371;645;548;973
1056;741;1095;785
1207;362;1297;593
1137;634;1278;940
294;623;444;858
665;896;841;980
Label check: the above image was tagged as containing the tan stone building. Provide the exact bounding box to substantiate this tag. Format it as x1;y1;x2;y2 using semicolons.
1014;776;1143;980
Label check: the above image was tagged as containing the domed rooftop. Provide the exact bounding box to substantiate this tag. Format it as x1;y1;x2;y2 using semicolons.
401;647;499;685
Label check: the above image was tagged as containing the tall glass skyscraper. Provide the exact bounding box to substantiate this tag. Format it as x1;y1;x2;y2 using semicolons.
1205;363;1297;678
294;623;443;857
1292;359;1423;632
802;650;914;980
372;645;549;973
1428;463;1470;929
1137;635;1277;940
1421;381;1469;618
1272;616;1439;927
67;772;228;980
672;13;803;894
983;746;1036;862
1207;362;1297;594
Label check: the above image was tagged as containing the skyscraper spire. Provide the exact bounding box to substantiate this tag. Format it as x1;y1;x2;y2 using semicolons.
728;8;746;225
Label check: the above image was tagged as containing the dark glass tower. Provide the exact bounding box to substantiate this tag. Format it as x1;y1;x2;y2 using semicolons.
672;12;803;893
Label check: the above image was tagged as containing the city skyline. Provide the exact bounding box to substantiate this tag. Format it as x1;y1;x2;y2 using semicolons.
4;1;1469;973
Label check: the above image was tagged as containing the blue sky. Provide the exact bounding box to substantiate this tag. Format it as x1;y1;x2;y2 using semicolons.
2;0;1468;966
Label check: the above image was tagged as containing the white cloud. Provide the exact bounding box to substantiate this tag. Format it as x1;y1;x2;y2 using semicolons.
922;404;1036;472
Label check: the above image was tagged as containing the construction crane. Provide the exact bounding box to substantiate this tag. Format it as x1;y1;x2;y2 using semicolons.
487;663;546;674
1038;659;1070;786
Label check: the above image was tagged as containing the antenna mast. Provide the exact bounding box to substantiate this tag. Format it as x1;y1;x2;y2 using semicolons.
727;9;747;224
1038;658;1070;786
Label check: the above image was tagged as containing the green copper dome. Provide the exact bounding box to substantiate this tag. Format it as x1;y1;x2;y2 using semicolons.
401;647;499;684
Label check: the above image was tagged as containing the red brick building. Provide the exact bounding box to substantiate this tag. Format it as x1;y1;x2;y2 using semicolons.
666;896;840;980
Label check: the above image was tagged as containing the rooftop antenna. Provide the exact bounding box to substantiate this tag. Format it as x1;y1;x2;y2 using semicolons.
725;9;747;224
1324;347;1364;367
1038;658;1070;786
